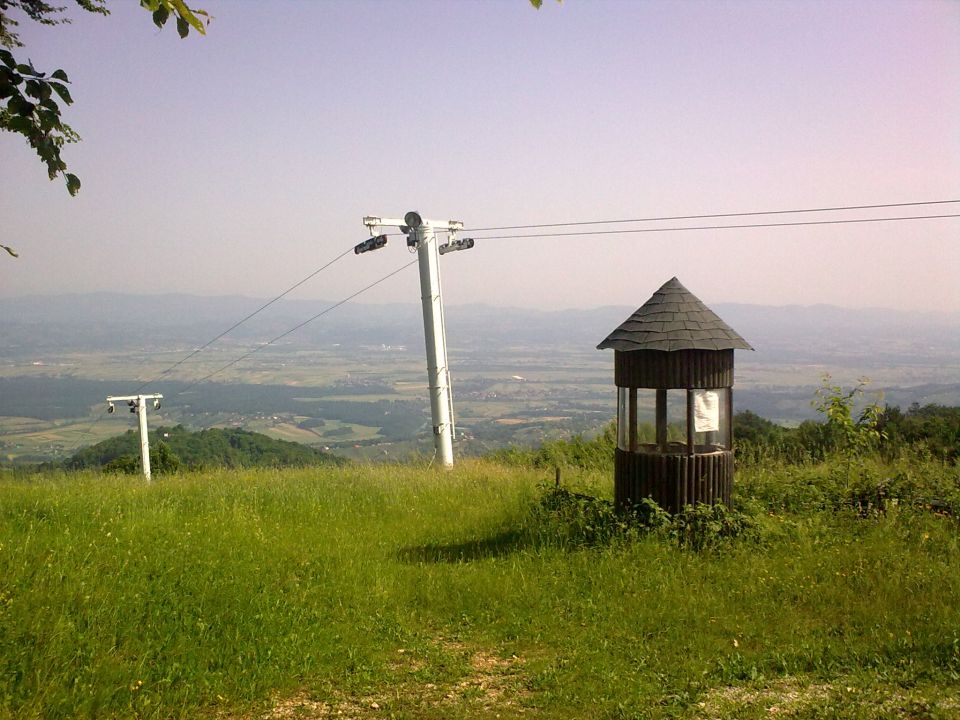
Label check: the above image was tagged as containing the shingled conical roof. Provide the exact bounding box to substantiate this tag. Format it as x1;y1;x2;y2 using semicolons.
597;277;753;352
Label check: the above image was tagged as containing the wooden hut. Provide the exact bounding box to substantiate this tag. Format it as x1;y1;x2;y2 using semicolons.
597;277;752;513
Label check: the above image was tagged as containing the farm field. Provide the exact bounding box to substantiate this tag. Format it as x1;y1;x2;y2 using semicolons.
0;345;615;463
2;458;958;719
4;337;959;466
0;416;123;464
3;296;959;465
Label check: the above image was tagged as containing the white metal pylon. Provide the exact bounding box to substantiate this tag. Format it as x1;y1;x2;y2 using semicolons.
360;211;470;467
105;393;163;481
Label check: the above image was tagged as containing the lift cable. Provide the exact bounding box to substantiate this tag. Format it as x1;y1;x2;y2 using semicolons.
131;246;356;393
461;213;960;241
460;199;960;233
76;245;357;444
74;409;110;446
172;258;419;396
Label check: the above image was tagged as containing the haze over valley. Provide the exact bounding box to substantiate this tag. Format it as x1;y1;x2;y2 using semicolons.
2;292;957;464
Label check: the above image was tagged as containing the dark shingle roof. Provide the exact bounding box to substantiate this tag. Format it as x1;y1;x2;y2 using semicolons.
597;277;753;352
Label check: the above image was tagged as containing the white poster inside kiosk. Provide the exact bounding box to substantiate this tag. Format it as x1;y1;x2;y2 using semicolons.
694;390;720;433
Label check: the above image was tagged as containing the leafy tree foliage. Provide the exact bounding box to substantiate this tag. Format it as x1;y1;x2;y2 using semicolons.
0;0;208;199
66;425;345;473
877;403;960;462
730;409;782;446
101;438;181;474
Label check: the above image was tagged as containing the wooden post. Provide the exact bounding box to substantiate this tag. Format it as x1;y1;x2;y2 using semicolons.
686;389;695;506
555;466;561;488
656;388;667;452
628;387;638;452
726;386;734;449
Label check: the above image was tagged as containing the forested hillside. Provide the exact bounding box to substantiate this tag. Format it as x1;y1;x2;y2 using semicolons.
65;425;345;473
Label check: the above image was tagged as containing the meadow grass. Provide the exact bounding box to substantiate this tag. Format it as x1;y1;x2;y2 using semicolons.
1;459;958;719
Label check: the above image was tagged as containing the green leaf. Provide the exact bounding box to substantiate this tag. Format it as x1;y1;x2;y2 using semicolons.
0;244;19;258
8;96;35;117
65;173;81;196
25;79;52;101
40;97;60;112
37;109;59;132
49;81;73;105
42;155;60;180
152;5;170;28
51;69;69;82
16;63;40;77
176;15;189;38
0;49;15;69
0;66;21;86
60;122;81;143
3;115;33;134
140;0;162;11
170;0;207;34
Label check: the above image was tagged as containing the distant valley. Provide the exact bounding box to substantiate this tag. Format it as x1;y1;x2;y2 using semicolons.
2;293;958;464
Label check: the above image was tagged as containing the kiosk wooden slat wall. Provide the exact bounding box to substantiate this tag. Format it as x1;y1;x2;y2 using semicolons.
597;278;752;514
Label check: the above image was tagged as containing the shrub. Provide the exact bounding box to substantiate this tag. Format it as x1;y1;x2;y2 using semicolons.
528;485;756;552
667;501;759;551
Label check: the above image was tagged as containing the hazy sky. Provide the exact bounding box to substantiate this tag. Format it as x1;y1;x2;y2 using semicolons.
2;0;958;313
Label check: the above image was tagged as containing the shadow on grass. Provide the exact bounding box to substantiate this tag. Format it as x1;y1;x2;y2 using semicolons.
397;528;530;564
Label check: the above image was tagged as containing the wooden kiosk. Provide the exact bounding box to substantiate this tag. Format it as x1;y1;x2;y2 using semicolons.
597;278;752;513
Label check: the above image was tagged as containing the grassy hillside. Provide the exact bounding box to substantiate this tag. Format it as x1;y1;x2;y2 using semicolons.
1;458;958;719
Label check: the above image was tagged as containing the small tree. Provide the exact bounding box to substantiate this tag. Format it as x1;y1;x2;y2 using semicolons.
812;373;885;457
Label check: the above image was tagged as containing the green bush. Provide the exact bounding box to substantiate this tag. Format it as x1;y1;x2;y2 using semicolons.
667;501;759;551
526;486;632;548
736;452;960;516
527;485;756;552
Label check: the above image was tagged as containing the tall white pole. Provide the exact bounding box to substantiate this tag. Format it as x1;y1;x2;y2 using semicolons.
106;393;161;482
360;212;466;467
137;395;152;482
415;222;455;466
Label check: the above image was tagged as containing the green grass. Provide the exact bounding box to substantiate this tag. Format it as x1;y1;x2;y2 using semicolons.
1;460;958;719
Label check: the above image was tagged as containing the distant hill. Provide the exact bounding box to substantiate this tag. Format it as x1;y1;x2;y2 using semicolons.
65;425;346;472
2;292;958;362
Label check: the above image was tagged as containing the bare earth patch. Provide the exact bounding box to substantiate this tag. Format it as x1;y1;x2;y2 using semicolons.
697;679;832;717
261;641;529;720
695;676;960;719
262;663;960;719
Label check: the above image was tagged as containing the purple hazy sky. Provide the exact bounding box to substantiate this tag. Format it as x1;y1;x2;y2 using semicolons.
1;0;958;312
